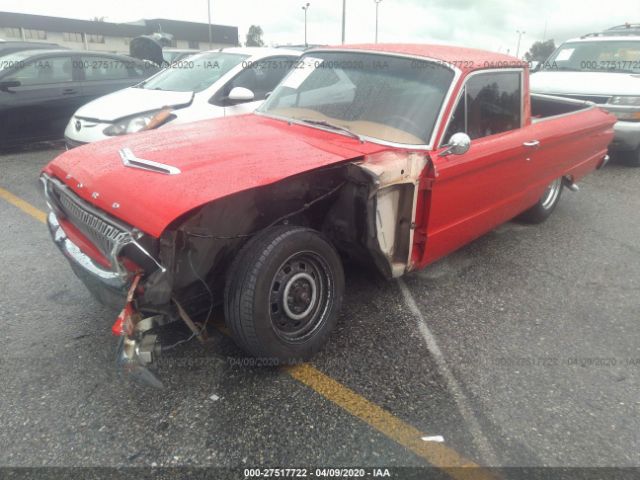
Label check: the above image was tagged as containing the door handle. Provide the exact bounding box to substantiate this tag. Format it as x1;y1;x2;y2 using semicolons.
62;88;77;95
523;140;540;148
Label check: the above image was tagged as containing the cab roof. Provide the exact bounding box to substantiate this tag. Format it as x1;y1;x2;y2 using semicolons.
315;43;526;74
216;46;302;57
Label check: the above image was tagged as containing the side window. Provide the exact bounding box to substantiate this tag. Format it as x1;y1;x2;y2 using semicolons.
214;56;298;105
443;89;466;143
5;56;73;85
466;72;521;140
81;57;136;81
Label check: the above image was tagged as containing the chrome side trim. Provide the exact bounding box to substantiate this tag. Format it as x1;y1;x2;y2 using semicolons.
119;148;181;175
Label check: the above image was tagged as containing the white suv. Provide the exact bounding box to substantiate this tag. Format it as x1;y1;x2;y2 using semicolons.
531;25;640;166
64;47;301;147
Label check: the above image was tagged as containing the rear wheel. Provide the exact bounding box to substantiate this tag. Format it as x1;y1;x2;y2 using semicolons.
518;177;563;224
224;226;344;361
627;148;640;167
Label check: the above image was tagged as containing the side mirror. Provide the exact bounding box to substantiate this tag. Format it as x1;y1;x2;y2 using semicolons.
439;132;471;157
0;80;21;92
227;86;255;103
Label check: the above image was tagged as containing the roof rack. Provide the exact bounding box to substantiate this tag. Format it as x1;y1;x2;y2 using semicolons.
607;23;640;30
580;26;640;39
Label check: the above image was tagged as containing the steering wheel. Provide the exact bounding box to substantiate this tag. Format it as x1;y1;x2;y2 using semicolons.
381;114;422;135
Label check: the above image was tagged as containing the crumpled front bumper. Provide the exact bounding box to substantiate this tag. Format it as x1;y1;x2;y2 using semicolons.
48;210;167;387
46;211;131;309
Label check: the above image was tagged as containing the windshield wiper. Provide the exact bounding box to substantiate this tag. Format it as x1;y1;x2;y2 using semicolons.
298;118;365;143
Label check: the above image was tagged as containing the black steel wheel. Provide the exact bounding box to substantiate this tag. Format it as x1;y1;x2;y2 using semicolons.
224;226;344;361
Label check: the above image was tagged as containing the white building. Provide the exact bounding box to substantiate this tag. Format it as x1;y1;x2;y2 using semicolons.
0;11;239;53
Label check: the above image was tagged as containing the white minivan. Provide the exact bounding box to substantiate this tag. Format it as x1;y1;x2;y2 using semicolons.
531;25;640;166
64;47;301;147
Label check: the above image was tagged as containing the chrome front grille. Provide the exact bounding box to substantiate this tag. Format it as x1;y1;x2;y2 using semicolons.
50;180;131;258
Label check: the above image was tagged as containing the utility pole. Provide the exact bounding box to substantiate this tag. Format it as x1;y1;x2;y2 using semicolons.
207;0;212;49
375;0;382;43
515;29;526;58
542;20;548;42
302;3;310;47
341;0;346;44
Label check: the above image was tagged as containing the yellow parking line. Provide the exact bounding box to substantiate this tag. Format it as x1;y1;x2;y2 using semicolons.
286;364;494;478
1;187;495;478
0;186;47;224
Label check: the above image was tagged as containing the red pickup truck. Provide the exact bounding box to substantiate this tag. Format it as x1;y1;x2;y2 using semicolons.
41;44;615;380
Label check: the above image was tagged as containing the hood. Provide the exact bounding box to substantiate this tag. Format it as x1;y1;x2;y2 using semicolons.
531;71;640;97
74;87;194;122
129;36;164;66
44;115;388;238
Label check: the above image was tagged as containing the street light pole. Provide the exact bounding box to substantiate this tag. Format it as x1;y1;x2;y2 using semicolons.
374;0;382;44
207;0;212;49
515;29;526;58
302;3;310;47
341;0;346;44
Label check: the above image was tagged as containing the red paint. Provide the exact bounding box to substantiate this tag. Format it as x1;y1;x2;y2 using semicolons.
419;106;615;268
111;315;124;336
334;44;527;74
44;114;388;237
43;45;615;275
58;217;112;268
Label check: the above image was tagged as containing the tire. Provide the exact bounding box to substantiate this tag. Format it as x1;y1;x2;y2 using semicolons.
626;148;640;168
224;226;344;361
518;177;563;224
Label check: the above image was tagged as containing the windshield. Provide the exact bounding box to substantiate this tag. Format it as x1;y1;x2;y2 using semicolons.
258;52;455;145
141;52;249;92
544;40;640;73
163;50;195;64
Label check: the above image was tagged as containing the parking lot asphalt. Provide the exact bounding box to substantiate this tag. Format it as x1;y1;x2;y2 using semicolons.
1;147;639;474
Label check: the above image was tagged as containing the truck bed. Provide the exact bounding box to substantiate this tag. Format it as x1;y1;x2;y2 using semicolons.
531;93;593;123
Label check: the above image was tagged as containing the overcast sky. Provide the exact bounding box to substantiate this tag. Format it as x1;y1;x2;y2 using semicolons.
1;0;638;56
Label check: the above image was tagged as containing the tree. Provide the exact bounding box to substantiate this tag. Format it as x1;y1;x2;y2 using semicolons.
245;25;264;47
524;39;556;62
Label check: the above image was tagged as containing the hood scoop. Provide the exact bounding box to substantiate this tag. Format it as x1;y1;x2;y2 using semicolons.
119;148;181;175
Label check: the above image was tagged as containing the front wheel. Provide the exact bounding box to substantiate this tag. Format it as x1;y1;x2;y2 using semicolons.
518;177;563;224
224;226;344;361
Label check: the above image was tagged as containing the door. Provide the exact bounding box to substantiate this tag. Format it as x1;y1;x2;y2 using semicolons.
78;55;152;105
420;69;535;266
211;56;299;116
0;54;81;146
